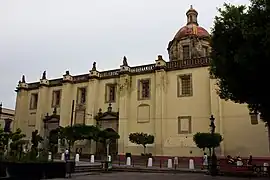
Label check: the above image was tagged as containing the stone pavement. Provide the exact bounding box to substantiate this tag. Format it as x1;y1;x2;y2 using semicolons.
111;164;206;173
54;160;101;167
75;161;205;173
51;172;262;180
75;161;101;167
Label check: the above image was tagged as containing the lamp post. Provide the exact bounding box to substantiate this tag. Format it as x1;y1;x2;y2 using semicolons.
209;115;218;176
68;100;75;160
0;102;2;121
210;115;215;135
249;110;258;125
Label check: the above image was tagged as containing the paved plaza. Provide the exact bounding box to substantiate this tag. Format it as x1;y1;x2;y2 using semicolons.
53;172;264;180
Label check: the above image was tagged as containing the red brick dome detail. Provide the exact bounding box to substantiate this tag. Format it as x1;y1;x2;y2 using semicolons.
172;5;210;40
174;24;210;39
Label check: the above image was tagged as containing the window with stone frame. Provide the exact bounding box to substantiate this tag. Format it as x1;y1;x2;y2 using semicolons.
203;46;209;56
183;45;190;59
52;90;61;107
75;109;86;125
178;116;192;134
138;79;150;100
77;87;87;104
30;93;38;110
105;83;117;103
177;74;193;97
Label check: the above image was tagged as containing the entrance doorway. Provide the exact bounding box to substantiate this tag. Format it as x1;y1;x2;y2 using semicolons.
94;103;119;159
43;108;60;150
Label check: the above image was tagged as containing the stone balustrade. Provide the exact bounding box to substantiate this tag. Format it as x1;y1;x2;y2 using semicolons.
19;57;210;90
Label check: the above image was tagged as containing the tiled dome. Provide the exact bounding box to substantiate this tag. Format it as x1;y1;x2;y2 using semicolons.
174;5;210;39
174;24;210;39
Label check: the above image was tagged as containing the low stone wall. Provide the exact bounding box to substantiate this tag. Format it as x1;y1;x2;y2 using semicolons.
53;152;270;167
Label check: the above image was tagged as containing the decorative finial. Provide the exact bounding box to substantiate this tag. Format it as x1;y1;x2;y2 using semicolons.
123;56;128;66
22;75;26;83
42;71;46;79
190;5;193;9
92;62;97;71
0;102;2;114
65;70;70;76
157;55;163;60
53;107;57;115
107;103;112;112
98;108;102;115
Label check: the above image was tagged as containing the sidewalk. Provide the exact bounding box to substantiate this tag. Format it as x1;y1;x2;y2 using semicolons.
111;164;207;174
77;160;207;174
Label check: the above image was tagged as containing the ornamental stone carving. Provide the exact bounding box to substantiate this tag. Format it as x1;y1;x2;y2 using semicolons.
164;136;196;148
89;62;100;78
22;75;26;83
63;70;73;82
42;71;46;80
120;56;130;72
118;76;132;96
191;37;204;58
161;72;168;93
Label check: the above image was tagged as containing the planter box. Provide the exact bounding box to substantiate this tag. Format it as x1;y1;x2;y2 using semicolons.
5;161;67;179
65;160;75;173
0;162;6;177
6;162;44;180
43;162;67;179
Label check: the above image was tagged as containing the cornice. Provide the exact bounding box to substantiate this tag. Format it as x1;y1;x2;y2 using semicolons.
19;57;210;91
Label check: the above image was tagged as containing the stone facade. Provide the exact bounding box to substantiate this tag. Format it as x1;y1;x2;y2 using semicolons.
0;105;15;132
14;6;269;157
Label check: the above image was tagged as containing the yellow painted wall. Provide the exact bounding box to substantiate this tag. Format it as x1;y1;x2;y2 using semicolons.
14;64;269;157
0;108;15;131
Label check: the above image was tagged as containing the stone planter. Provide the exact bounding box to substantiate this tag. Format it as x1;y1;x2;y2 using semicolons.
5;161;67;179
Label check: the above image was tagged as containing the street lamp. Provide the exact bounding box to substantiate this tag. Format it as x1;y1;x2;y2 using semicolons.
209;115;218;176
249;111;258;125
210;115;215;134
0;102;2;120
68;100;75;160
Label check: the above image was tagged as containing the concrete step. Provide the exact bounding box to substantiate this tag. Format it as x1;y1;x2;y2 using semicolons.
75;165;102;173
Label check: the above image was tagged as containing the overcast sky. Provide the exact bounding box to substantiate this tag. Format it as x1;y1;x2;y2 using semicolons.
0;0;250;109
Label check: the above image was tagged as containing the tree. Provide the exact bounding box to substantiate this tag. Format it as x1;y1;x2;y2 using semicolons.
193;132;223;155
58;126;78;148
30;130;43;160
0;127;9;158
7;128;26;160
210;1;270;143
0;128;4;157
98;128;120;157
58;124;100;154
48;129;59;160
82;125;100;153
129;132;154;154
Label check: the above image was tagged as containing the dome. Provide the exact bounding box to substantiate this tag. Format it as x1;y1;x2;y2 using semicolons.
167;5;211;61
173;5;210;40
174;24;210;39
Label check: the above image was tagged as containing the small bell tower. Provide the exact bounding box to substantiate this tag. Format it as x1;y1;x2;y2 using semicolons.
186;5;198;26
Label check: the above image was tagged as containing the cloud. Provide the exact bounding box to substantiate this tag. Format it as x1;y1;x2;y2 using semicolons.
0;0;250;109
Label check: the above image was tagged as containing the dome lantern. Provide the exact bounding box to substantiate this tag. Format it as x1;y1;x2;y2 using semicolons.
172;6;210;40
167;6;211;61
186;5;198;26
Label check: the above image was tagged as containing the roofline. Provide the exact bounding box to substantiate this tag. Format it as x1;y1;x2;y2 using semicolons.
16;57;211;91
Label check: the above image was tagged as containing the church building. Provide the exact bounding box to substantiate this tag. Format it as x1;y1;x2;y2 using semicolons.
14;6;269;157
